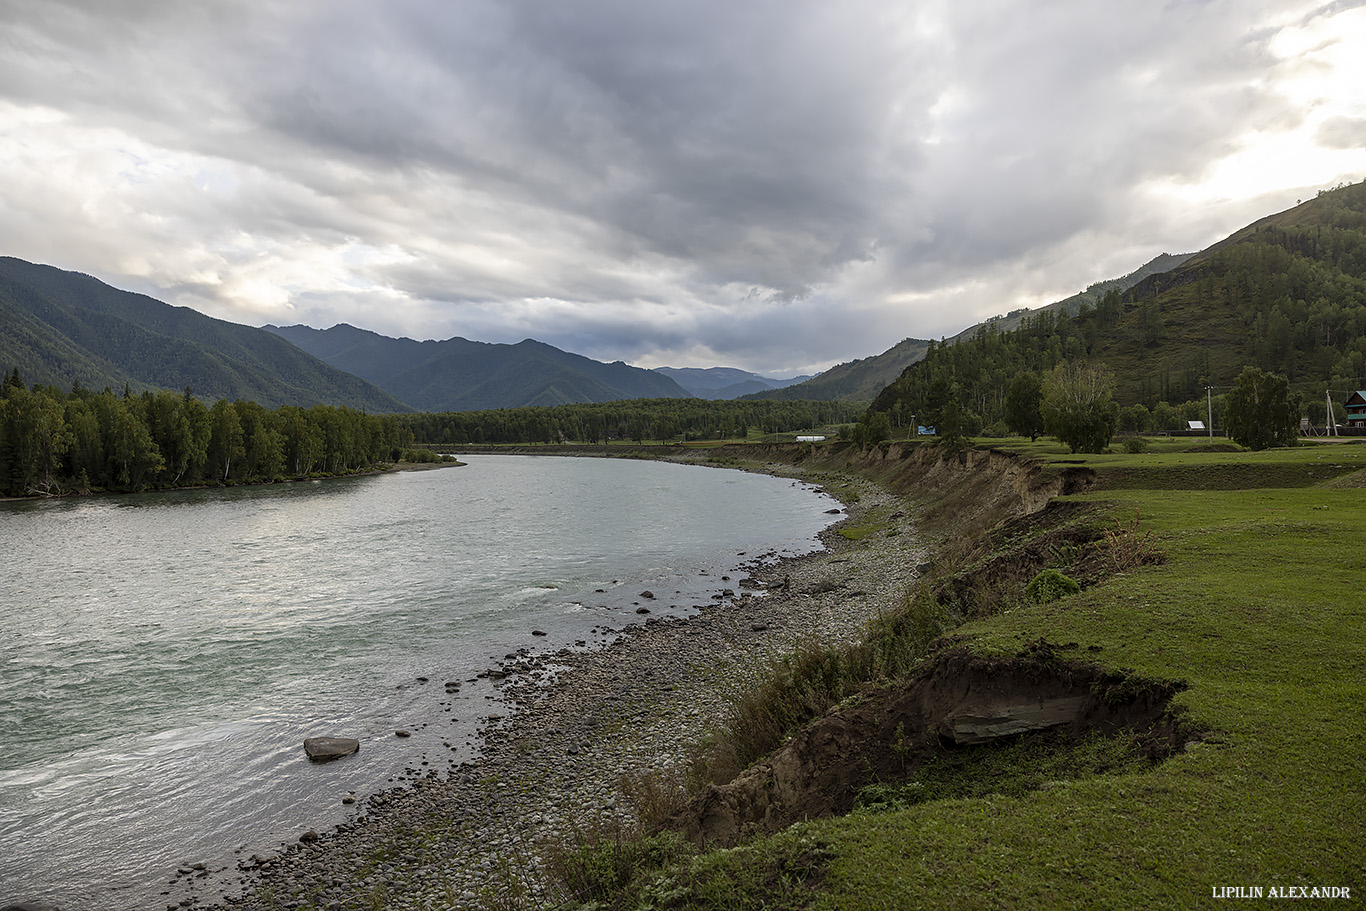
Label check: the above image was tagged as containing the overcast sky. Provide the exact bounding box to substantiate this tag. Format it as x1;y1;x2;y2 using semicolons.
2;1;1365;376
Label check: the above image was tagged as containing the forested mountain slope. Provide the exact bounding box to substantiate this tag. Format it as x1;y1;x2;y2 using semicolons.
867;180;1366;432
0;258;408;411
947;252;1194;341
749;254;1192;406
264;323;691;412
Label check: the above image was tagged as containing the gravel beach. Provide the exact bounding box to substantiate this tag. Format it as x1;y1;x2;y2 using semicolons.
190;462;925;911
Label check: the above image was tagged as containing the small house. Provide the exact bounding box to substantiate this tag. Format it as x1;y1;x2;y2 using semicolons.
1346;391;1366;428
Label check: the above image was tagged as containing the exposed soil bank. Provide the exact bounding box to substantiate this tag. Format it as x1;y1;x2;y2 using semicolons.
675;641;1190;847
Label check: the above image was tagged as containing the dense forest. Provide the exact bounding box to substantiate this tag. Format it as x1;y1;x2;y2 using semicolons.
0;371;858;497
0;371;419;497
867;181;1366;435
394;398;860;445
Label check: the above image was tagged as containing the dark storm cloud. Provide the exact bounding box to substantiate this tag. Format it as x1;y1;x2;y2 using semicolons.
0;0;1363;373
227;0;934;299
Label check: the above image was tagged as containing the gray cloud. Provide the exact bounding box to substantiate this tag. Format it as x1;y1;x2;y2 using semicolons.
0;0;1363;375
1317;115;1366;149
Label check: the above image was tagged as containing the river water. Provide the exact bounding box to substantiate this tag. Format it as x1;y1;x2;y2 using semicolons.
0;454;839;910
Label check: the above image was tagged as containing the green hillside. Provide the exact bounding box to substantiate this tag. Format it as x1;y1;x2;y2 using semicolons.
949;251;1194;341
749;254;1192;407
0;258;409;412
867;180;1366;430
744;337;933;403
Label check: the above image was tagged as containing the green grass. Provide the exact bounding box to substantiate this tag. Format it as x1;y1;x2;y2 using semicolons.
563;440;1365;910
836;521;879;541
814;492;1364;907
546;826;834;911
832;444;1363;907
992;436;1366;490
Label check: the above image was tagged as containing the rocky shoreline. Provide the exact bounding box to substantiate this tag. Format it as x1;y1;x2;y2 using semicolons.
189;462;926;911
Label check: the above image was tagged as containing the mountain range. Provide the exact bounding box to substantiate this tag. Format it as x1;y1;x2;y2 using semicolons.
652;366;812;399
0;257;407;412
0;249;1219;415
0;256;818;412
8;182;1360;417
262;323;690;412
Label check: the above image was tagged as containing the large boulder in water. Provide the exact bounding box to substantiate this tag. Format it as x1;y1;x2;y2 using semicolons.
304;737;360;762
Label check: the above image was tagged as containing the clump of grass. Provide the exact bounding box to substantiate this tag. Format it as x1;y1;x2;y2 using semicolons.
364;882;390;910
544;823;830;911
619;766;693;833
1104;509;1163;571
542;823;694;907
691;587;948;787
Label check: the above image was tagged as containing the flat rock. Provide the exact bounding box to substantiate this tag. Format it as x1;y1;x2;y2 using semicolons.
939;696;1091;744
303;737;360;761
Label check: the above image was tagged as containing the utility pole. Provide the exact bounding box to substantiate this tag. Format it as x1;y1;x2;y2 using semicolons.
1206;386;1214;443
1327;390;1337;437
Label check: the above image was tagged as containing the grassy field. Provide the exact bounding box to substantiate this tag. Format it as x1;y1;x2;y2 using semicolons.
562;439;1365;909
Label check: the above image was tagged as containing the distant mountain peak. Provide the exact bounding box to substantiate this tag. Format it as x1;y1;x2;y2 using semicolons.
652;365;813;400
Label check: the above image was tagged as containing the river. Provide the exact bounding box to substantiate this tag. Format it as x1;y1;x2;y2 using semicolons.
0;454;838;910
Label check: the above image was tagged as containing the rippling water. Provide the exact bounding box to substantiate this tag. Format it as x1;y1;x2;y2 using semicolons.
0;454;837;910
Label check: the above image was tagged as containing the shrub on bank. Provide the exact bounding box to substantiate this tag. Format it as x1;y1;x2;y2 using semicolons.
1026;568;1081;604
399;447;445;463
